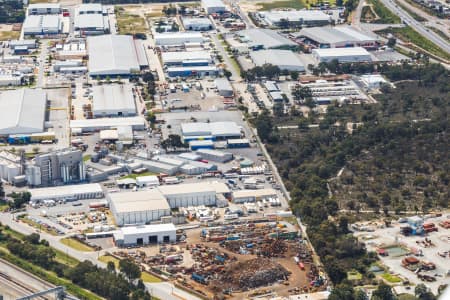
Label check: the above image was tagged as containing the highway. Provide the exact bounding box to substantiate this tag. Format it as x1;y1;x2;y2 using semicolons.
379;0;450;54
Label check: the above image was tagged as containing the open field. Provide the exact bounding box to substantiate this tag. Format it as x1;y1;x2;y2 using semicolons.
115;7;147;35
119;171;157;179
60;238;95;252
0;30;20;41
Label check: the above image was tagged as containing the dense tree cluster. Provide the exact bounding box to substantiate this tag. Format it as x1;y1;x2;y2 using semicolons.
0;0;24;23
241;64;281;81
258;63;448;289
7;192;31;209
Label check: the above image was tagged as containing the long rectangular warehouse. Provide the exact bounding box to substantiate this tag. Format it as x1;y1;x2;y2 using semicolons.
0;88;47;135
30;183;104;202
113;223;176;246
312;47;372;63
70;116;146;132
249;49;305;72
155;32;205;46
161;51;212;66
109;189;171;226
87;35;144;76
259;10;331;27
92;84;136;117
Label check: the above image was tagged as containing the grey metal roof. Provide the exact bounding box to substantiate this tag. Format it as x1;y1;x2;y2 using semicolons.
181;121;241;137
182;17;213;27
297;26;376;44
75;14;106;29
202;0;226;8
214;78;232;91
250;50;304;71
87;35;140;76
0;88;46;135
92;84;136;113
162;50;211;64
239;29;296;49
260;10;331;23
109;189;170;213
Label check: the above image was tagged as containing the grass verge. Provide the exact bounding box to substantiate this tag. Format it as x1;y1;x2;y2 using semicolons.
387;26;450;61
141;271;162;283
0;249;102;300
83;155;91;162
60;238;95;252
98;255;120;268
381;272;402;283
258;0;306;10
427;27;450;43
367;0;401;23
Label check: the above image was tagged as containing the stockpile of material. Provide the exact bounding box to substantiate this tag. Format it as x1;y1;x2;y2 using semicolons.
218;258;290;290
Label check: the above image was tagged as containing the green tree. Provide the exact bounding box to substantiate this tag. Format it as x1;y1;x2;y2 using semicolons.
25;233;40;245
107;261;116;272
329;282;355;300
372;282;396;300
255;110;273;141
290;71;299;80
119;258;141;281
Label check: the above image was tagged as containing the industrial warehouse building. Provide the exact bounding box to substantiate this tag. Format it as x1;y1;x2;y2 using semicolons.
30;183;104;202
70;116;146;132
87;35;148;76
110;182;230;225
295;26;378;49
167;66;218;78
74;3;109;36
249;50;305;72
233;188;278;203
158;182;228;208
113;223;177;246
196;149;233;163
312;47;372;63
201;0;226;14
161;51;212;66
27;3;61;15
154;32;205;46
238;29;297;50
0;89;46;135
215;78;233;97
109;190;171;226
181;121;242;141
259;10;331;28
182;17;214;31
23;15;62;36
92;84;136;117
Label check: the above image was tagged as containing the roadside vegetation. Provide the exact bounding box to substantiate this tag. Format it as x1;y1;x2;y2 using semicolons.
60;237;95;252
0;30;20;41
0;224;154;299
377;26;450;61
251;62;448;296
394;0;426;21
366;0;401;23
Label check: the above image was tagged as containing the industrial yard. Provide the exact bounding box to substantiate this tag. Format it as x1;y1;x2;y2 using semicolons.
0;0;448;299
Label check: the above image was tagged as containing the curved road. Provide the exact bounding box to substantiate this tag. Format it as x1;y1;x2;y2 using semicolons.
380;0;450;54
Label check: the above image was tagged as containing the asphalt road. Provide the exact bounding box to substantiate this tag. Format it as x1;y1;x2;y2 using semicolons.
380;0;450;54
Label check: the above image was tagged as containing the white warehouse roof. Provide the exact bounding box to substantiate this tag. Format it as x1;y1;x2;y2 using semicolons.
181;121;241;137
238;29;296;49
155;32;205;46
109;189;170;214
30;183;103;201
260;10;331;25
70;116;146;130
87;35;141;76
92;84;136;117
158;181;229;196
118;223;176;236
250;49;305;72
297;26;376;45
0;89;46;135
161;51;212;64
312;47;372;63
